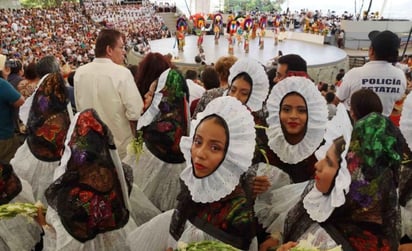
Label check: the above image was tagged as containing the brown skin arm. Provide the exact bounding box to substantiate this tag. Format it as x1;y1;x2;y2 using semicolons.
129;120;137;137
253;176;271;196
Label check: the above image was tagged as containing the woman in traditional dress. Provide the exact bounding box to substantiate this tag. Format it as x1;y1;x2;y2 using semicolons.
11;73;72;205
0;161;43;251
127;96;258;251
43;109;137;251
254;77;328;240
124;68;189;212
265;112;403;250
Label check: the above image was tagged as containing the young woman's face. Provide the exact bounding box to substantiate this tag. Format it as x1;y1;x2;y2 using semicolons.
280;93;308;144
191;118;227;178
314;143;340;193
228;77;251;105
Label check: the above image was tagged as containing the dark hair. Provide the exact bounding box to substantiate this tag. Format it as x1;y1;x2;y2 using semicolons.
336;72;345;81
36;55;60;77
232;72;253;86
185;70;198;80
67;71;75;87
6;59;22;74
201;66;220;90
127;64;138;77
325;92;335;103
94;29;123;58
135;52;171;99
278;54;307;72
266;68;277;89
333;136;346;163
24;62;38;80
350;89;383;121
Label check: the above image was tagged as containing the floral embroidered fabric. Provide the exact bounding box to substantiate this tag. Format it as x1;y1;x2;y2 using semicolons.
26;73;70;162
284;113;403;250
139;69;189;164
45;109;132;242
0;162;22;205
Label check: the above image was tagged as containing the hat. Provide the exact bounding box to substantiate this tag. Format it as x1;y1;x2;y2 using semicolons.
368;30;400;62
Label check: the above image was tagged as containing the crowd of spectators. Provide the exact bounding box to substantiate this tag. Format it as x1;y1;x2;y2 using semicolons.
0;0;170;69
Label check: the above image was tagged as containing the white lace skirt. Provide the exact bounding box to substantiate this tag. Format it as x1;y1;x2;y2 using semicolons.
402;200;412;238
43;207;137;251
129;183;161;226
123;144;186;212
10;141;59;206
0;179;42;251
254;177;308;234
127;210;258;251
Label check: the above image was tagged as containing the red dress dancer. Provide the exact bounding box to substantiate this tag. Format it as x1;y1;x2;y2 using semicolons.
243;16;253;53
176;16;188;52
258;15;267;49
213;14;223;45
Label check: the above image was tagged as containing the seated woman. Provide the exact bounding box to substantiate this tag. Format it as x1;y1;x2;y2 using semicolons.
127;96;258;250
11;73;72;205
254;77;328;243
123;68;189;212
265;112;403;251
43;109;137;250
0;161;42;251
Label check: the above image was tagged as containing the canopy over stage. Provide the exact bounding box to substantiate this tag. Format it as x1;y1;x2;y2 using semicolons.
129;35;348;84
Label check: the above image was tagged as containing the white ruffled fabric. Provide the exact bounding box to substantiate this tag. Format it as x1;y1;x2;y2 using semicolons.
255;181;308;233
127;210;258;251
10;141;59;206
136;68;169;130
401;200;412;238
293;224;338;250
400;92;412;152
227;58;269;112
303;103;352;222
123;144;186;211
180;97;256;203
43;207;137;251
0;179;42;251
128;183;161;227
266;77;328;164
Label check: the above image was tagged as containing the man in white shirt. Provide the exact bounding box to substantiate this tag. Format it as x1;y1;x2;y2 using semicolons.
335;30;406;117
185;69;205;106
74;29;143;158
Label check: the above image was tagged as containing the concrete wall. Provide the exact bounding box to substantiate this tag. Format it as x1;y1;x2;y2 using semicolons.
0;0;20;9
341;20;412;50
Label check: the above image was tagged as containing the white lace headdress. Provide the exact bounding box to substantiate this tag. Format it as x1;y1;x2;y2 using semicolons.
227;58;269;112
303;103;352;222
180;96;256;203
400;93;412;151
266;76;328;164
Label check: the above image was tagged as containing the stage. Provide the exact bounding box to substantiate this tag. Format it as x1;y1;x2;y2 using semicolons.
128;34;349;84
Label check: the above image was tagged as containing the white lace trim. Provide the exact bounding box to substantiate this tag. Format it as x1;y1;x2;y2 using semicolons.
400;93;412;152
304;104;352;222
266;77;328;164
315;104;352;161
228;58;269;112
136;68;169;130
180;96;256;203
